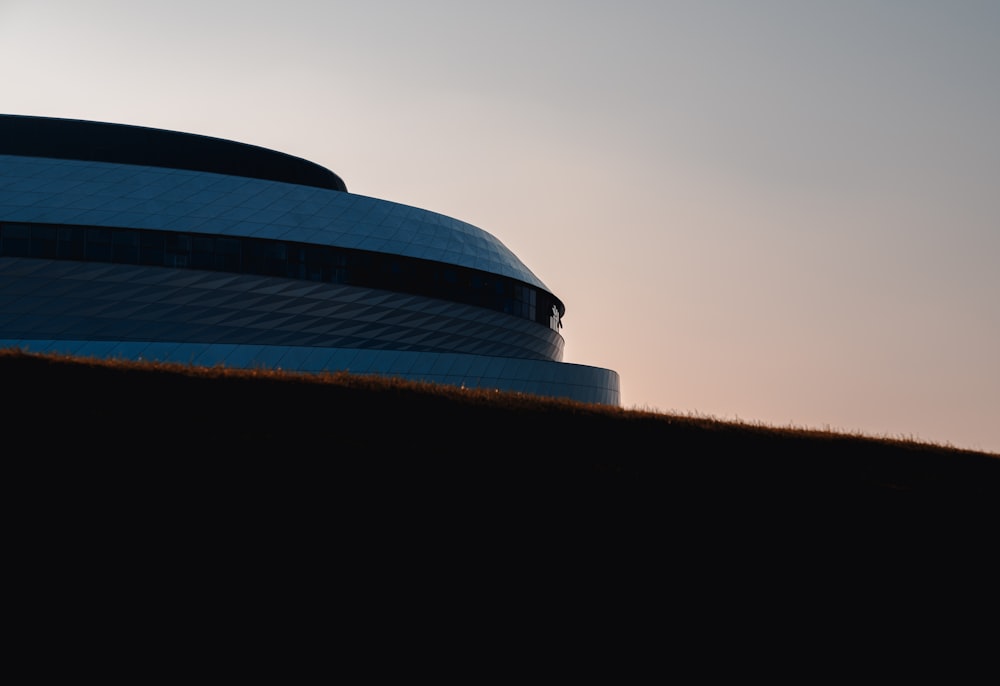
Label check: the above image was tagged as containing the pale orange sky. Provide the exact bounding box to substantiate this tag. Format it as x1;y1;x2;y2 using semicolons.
2;1;998;453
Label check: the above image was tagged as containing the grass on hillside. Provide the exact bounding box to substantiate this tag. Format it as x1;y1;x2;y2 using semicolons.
5;344;1000;567
0;349;1000;459
11;346;998;648
2;346;989;452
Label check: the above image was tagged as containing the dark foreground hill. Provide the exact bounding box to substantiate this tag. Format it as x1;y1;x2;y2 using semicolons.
6;347;998;644
5;344;997;561
6;347;996;505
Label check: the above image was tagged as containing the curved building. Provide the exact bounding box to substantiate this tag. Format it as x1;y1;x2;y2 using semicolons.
0;114;619;404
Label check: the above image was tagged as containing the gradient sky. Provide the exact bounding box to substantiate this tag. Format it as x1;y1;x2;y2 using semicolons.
2;0;998;453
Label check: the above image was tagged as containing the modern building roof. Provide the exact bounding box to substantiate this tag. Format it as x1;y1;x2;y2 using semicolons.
0;114;618;404
0;113;347;193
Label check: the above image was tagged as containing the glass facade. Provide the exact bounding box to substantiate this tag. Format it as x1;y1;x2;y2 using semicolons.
0;221;559;330
0;116;619;405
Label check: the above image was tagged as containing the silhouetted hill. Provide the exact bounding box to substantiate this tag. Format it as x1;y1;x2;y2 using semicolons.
8;345;999;643
0;351;1000;498
5;347;997;547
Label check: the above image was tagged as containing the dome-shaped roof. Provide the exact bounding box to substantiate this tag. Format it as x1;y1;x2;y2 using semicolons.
0;121;552;291
0;114;347;192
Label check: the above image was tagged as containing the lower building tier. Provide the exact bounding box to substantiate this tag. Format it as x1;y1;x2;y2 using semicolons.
0;339;621;406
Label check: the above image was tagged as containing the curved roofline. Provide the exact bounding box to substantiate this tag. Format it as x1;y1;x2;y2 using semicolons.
0;114;347;192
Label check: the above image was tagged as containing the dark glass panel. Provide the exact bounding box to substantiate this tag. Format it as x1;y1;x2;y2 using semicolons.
140;231;165;248
29;225;58;258
263;242;285;259
165;234;191;253
57;227;85;260
1;221;559;328
138;247;164;266
165;233;191;267
138;231;164;265
85;229;112;261
305;245;330;264
304;245;330;281
111;230;138;263
2;223;31;238
192;236;215;254
1;223;30;256
216;237;240;255
216;252;240;272
112;230;137;245
191;235;214;269
86;228;111;244
191;251;212;270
